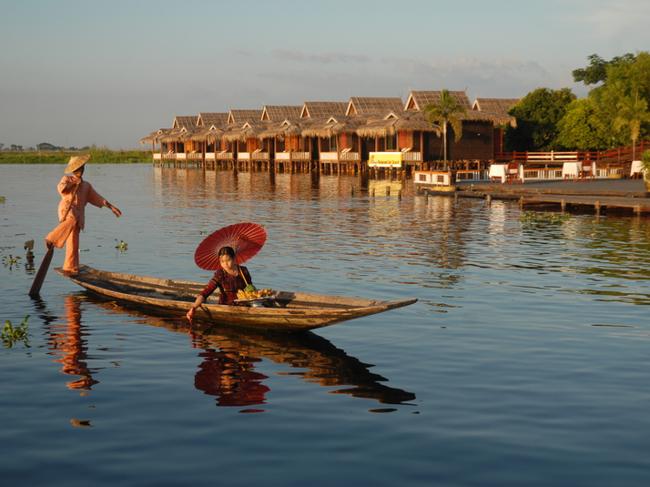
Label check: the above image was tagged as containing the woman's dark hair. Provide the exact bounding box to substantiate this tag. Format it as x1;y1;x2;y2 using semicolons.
218;246;236;258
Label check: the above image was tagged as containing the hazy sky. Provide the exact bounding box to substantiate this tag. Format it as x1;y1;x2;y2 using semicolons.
1;0;648;149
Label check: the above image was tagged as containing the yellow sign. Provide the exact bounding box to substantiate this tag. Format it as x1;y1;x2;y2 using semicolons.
368;152;403;168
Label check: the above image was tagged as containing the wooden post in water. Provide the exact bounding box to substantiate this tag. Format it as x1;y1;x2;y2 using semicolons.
486;194;492;206
561;199;566;212
595;200;601;216
386;186;390;196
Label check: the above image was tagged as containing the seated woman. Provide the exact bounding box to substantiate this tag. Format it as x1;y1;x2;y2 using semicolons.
186;246;252;323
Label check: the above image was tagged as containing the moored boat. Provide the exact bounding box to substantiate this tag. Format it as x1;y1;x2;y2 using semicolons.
56;266;417;332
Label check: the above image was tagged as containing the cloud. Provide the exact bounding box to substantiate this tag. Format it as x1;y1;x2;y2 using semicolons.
271;49;371;64
576;0;650;39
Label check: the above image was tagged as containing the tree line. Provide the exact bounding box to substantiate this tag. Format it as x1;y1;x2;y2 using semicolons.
505;51;650;154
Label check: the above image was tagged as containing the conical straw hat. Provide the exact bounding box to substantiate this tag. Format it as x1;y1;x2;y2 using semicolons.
64;154;91;174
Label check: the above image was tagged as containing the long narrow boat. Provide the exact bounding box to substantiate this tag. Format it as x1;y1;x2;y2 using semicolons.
56;266;417;332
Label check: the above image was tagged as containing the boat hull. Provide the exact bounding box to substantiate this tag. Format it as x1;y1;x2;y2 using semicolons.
56;266;417;332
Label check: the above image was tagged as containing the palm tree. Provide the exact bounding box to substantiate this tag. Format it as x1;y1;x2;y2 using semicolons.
613;89;650;161
423;89;466;166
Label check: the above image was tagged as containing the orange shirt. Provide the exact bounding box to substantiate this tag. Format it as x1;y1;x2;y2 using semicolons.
57;176;107;230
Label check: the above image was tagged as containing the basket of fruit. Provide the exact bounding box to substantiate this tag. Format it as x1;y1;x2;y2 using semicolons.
234;285;277;306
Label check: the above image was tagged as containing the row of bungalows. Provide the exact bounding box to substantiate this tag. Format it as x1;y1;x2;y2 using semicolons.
141;91;516;176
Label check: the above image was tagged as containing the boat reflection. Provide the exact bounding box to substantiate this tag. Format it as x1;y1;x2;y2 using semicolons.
80;294;416;409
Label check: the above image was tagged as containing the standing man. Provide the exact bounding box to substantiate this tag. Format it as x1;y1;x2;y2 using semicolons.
45;154;122;275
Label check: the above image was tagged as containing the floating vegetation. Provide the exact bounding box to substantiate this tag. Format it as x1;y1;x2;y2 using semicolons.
115;240;128;252
520;211;571;224
2;315;30;348
2;254;21;269
0;196;5;204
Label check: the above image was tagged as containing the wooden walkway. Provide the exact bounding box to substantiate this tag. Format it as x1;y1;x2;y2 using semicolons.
423;180;650;215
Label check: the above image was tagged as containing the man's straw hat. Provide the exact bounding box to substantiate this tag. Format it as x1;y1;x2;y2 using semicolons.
64;154;91;174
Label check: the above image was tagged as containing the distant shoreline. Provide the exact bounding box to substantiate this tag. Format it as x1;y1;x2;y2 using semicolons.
0;150;150;164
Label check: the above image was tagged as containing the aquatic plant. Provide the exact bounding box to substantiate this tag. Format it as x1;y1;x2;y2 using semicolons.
520;211;570;224
0;195;5;203
2;315;30;348
2;254;21;269
115;240;128;252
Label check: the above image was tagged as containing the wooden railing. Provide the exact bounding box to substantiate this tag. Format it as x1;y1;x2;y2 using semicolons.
252;151;270;161
276;151;310;161
496;141;649;165
402;151;422;162
216;151;233;160
339;151;360;161
455;169;488;181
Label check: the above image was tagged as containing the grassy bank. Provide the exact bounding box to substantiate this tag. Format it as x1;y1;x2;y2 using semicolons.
0;148;150;164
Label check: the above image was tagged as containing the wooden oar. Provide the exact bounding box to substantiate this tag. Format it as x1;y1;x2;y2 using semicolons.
29;182;79;297
29;245;54;297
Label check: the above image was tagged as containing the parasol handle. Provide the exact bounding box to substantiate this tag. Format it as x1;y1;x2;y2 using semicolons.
239;267;250;287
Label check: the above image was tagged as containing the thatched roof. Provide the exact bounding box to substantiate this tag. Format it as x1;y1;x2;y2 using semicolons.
185;126;224;141
346;97;403;116
257;119;304;139
404;91;471;112
223;121;269;142
460;110;515;126
472;98;519;114
198;112;229;128
261;105;302;122
300;101;348;119
356;112;440;137
159;128;187;143
227;109;262;124
139;128;173;144
301;116;368;138
172;116;198;129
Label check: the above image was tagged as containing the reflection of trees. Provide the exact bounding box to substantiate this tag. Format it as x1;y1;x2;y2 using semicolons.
45;296;98;391
86;296;416;408
521;215;650;304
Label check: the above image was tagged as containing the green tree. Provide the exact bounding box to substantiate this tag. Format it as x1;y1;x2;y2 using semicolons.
556;98;610;150
613;90;650;160
505;88;576;151
572;53;636;85
423;89;466;164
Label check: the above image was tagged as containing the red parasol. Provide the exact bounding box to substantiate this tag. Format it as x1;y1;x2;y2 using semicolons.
194;222;267;270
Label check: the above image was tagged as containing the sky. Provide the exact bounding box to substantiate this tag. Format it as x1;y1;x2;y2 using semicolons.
0;0;648;149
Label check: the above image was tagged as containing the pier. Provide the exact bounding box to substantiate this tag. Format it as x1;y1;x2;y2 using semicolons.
421;180;650;215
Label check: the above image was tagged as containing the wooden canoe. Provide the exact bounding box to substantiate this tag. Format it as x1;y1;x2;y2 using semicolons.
56;266;417;332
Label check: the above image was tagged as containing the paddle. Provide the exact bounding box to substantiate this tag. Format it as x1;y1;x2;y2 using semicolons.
28;245;54;297
29;181;80;297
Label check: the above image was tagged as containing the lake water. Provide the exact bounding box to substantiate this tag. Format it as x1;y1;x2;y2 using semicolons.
1;164;650;486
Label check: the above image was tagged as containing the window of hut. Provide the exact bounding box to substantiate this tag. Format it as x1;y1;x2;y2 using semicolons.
386;134;397;151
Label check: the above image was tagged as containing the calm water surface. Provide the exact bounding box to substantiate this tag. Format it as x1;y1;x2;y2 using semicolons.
1;164;650;486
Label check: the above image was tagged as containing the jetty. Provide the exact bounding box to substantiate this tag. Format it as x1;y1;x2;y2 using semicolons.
420;180;650;215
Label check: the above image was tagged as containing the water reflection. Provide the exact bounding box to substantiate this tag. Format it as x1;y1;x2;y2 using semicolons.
80;295;416;410
190;325;417;408
44;295;98;392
